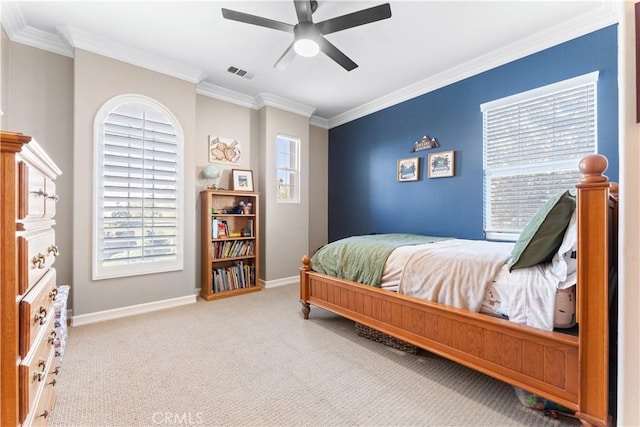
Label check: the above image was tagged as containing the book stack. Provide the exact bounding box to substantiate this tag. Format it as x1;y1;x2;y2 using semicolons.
211;261;256;293
211;218;229;239
211;240;255;259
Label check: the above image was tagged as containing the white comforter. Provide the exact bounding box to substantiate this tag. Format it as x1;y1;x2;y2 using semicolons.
381;219;577;331
398;239;512;312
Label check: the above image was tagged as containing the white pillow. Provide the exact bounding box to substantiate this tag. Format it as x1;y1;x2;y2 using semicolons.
550;211;577;289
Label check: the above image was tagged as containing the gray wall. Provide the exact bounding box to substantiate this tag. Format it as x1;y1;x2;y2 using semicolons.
1;28;8;127
72;49;197;315
259;106;310;283
309;125;328;255
2;38;74;300
194;95;261;291
1;38;328;311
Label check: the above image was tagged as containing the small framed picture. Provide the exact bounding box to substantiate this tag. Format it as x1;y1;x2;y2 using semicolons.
397;157;419;182
231;169;254;191
428;150;455;178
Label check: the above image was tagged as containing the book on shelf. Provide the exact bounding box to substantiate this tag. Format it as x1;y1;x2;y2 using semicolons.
217;220;228;239
211;218;219;239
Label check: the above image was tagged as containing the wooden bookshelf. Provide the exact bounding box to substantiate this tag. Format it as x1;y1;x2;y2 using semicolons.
200;189;260;301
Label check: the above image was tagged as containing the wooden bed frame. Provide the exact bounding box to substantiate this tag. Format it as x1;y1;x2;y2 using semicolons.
300;154;617;427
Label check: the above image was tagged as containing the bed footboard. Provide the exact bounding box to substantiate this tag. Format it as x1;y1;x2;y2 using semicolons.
300;261;580;410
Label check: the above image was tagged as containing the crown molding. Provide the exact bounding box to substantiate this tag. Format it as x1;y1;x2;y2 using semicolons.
309;115;329;129
58;26;206;84
255;93;316;118
196;82;257;109
327;1;619;128
1;2;73;57
196;82;317;119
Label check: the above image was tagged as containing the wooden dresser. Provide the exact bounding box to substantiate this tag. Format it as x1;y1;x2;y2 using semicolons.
1;131;65;426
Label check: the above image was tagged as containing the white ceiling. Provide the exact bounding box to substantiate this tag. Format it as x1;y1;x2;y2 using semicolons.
1;1;618;127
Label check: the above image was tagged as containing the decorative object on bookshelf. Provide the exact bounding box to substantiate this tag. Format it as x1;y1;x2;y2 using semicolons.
202;163;221;189
200;189;260;301
231;169;254;191
428;150;455;178
397;157;419;182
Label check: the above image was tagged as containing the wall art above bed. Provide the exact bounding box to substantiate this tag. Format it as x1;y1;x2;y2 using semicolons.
428;150;455;178
397;157;419;181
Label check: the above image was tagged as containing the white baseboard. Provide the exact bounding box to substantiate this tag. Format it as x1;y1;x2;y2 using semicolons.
260;275;298;289
70;294;197;327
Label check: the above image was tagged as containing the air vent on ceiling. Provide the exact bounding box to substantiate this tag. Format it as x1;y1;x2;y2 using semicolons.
227;66;255;80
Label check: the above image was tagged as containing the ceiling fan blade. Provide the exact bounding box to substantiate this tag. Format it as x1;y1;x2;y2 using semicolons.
317;36;358;71
316;3;391;35
294;0;313;23
274;42;297;70
221;8;294;33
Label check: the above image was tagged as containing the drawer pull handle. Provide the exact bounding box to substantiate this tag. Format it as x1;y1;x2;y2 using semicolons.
46;194;60;202
48;245;59;257
49;287;58;299
32;253;46;269
48;331;58;345
31;189;47;198
40;410;50;419
34;307;47;325
33;370;45;382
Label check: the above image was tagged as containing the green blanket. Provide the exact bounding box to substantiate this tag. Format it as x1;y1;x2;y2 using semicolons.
310;234;448;287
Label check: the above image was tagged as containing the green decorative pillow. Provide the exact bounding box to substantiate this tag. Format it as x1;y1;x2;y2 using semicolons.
508;190;576;271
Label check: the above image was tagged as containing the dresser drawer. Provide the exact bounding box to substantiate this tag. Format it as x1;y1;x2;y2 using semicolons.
22;364;57;427
19;314;56;423
18;160;47;220
20;269;57;358
18;230;57;295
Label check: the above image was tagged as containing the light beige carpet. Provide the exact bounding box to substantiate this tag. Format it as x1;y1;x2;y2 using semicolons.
50;284;579;427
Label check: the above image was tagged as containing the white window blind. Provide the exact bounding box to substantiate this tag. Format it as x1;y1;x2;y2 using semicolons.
93;95;184;279
481;72;598;240
276;135;300;203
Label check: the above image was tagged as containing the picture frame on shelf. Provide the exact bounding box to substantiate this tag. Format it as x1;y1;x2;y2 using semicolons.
397;157;419;182
428;150;455;178
231;169;254;191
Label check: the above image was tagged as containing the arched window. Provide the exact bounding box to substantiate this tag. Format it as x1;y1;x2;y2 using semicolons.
93;95;184;279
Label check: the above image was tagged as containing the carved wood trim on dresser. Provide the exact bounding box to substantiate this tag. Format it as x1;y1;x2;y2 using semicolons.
1;131;64;426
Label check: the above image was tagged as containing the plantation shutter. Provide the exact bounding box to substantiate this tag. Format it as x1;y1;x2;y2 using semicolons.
94;98;183;279
481;72;597;240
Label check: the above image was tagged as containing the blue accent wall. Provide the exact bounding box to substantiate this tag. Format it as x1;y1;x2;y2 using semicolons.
328;25;618;242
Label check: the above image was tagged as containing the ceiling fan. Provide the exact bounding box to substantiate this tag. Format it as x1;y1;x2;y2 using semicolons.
221;1;392;71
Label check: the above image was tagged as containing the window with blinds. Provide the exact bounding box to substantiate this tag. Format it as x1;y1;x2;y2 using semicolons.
276;135;300;203
481;72;598;241
93;95;184;279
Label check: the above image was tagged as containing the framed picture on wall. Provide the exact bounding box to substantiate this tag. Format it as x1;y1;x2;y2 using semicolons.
231;169;254;191
209;135;241;164
397;157;419;182
428;150;455;178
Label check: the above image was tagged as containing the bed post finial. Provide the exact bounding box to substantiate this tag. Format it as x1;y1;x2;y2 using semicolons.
578;154;608;184
609;182;619;199
302;255;311;271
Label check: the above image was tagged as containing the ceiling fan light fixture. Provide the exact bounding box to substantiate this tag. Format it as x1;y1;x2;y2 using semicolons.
294;38;320;57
